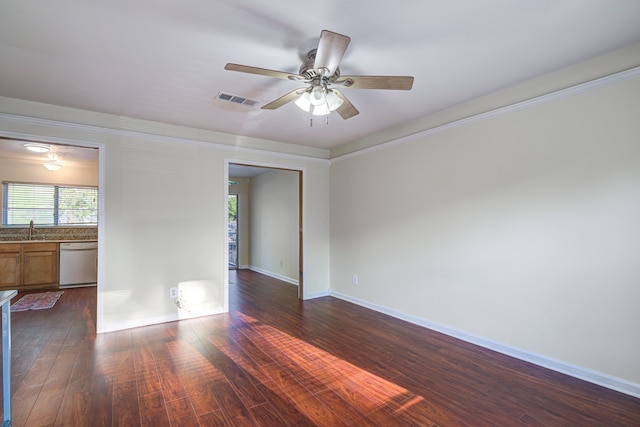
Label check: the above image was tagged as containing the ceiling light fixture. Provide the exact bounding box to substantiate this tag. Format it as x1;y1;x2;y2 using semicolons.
294;83;343;116
24;143;51;153
43;154;62;171
43;161;62;171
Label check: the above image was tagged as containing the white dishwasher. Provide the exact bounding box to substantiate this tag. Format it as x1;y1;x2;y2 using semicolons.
59;241;98;288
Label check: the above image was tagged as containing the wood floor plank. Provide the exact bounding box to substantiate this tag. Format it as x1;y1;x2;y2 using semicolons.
18;356;54;389
22;382;64;427
134;346;163;396
314;388;368;426
252;380;317;427
87;374;113;427
165;396;200;427
112;379;140;427
21;354;78;427
8;385;39;427
210;380;258;426
198;409;229;426
198;335;268;408
248;401;291;427
185;379;223;416
153;344;189;402
138;391;170;427
64;352;94;396
43;353;77;389
55;391;91;427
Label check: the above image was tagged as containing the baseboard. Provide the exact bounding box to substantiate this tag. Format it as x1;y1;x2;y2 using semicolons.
248;266;299;286
99;306;227;333
303;290;331;299
330;291;640;399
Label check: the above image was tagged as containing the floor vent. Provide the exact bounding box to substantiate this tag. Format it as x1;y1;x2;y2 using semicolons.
217;92;259;107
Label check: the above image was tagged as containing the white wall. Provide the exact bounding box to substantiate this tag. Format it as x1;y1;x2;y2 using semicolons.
0;97;331;331
330;74;640;389
249;169;300;284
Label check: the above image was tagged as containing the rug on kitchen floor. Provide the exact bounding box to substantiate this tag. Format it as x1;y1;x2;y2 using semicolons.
11;291;64;312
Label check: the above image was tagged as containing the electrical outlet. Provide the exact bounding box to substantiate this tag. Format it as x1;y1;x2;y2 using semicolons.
352;274;358;285
169;287;178;299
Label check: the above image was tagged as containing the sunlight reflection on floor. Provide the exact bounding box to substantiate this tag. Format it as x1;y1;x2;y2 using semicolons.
219;311;426;421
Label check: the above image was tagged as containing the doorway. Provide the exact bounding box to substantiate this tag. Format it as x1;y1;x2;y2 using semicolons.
228;194;238;269
0;136;103;326
227;162;303;299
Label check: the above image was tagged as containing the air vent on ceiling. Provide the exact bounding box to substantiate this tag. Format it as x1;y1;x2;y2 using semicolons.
216;92;259;107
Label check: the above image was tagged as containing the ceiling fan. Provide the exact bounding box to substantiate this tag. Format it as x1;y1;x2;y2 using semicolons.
224;30;414;120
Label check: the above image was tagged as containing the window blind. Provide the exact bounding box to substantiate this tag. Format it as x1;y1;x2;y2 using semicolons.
2;182;97;226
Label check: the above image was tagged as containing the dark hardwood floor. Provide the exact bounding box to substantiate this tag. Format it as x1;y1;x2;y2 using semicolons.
2;270;639;426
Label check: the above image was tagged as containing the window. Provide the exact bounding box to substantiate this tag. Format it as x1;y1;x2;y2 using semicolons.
2;182;98;226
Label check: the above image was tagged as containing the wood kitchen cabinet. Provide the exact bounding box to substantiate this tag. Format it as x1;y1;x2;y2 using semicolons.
0;244;21;288
0;242;59;290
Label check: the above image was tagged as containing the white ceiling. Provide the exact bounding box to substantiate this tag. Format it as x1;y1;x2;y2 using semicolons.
1;1;640;154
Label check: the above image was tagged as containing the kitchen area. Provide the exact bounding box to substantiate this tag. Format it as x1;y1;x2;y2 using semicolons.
0;139;99;292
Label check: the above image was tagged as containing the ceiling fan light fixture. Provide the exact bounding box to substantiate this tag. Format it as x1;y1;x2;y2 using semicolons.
24;143;51;153
309;85;326;106
297;88;343;116
325;90;343;111
311;103;331;116
294;91;312;112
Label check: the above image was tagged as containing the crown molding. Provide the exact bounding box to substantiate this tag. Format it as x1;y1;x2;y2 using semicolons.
0;108;330;164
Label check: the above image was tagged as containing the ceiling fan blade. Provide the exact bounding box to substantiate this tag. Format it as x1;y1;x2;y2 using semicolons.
332;89;359;119
335;75;414;90
224;63;304;81
261;88;306;110
313;30;351;76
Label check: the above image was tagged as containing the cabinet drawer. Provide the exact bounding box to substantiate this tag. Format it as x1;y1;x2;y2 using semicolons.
22;242;58;252
0;243;21;253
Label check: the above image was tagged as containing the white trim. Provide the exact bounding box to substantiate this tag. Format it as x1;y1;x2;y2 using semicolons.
95;143;106;334
223;161;230;317
100;307;227;333
303;290;331;300
330;290;640;399
331;66;640;162
248;265;299;286
0;128;105;152
0;112;330;163
226;158;314;172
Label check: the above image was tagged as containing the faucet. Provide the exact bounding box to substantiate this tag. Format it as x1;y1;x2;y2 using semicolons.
29;220;35;240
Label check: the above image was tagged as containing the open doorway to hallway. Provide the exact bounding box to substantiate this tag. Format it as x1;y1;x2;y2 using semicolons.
227;162;303;299
228;194;238;269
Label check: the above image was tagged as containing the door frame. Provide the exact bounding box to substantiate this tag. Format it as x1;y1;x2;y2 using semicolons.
224;159;305;300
